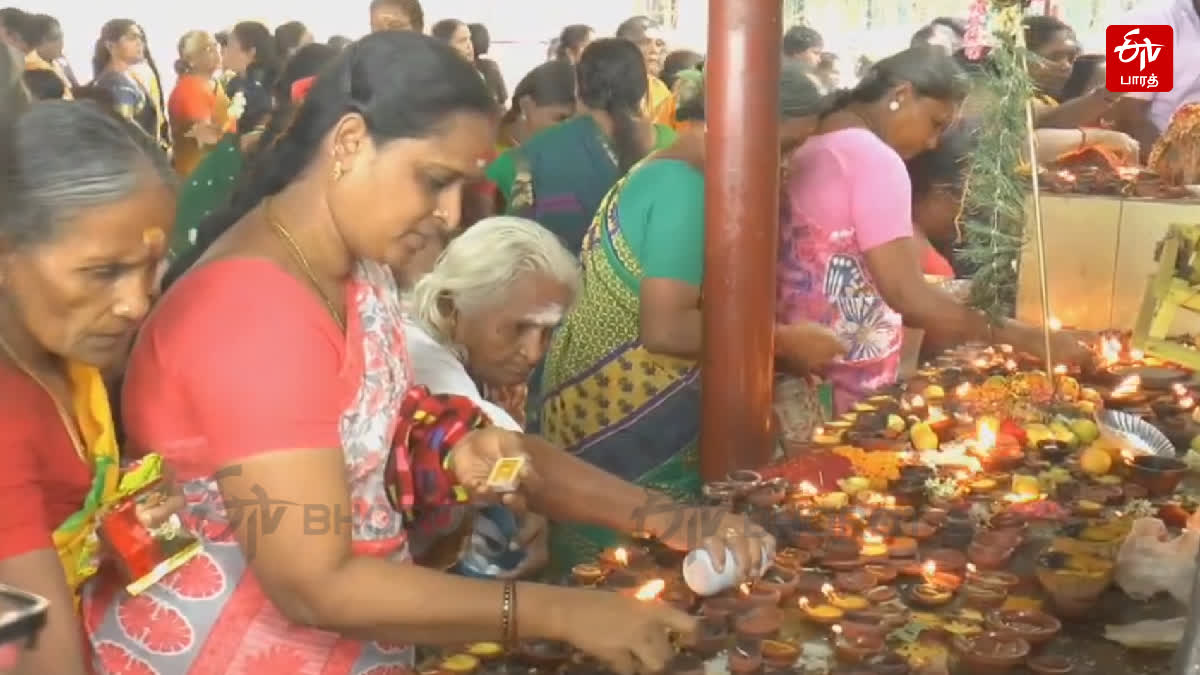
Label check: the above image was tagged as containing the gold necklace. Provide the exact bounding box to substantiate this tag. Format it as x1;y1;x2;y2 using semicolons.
265;201;347;331
0;330;87;461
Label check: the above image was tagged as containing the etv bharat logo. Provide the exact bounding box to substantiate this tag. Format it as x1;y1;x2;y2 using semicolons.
1106;25;1173;93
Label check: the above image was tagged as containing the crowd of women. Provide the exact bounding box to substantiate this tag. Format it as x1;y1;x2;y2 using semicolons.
2;0;1198;672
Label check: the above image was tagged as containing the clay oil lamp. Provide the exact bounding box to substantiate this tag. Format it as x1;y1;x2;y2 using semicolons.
762;640;801;669
865;563;897;584
832;625;886;665
799;594;845;625
700;595;745;624
865;585;897;604
774;547;810;571
822;582;869;611
665;654;705;675
987;609;1062;647
909;562;955;608
439;654;481;674
838;615;886;640
759;566;799;601
968;539;1015;571
1034;551;1114;619
927;548;967;574
1127;455;1188;498
729;638;764;674
693;615;730;656
1028;654;1074;675
796;570;830;596
860;532;889;560
888;536;919;560
966;565;1020;592
835;569;878;595
1104;375;1147;410
952;632;1031;674
744;582;782;608
963;582;1008;610
824;536;862;562
734;606;783;640
571;563;605;586
897;559;927;578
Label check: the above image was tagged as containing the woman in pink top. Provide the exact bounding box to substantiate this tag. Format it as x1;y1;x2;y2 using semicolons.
777;46;1095;412
83;33;770;675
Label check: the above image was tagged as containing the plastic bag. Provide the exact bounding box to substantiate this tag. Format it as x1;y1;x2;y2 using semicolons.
1115;514;1200;604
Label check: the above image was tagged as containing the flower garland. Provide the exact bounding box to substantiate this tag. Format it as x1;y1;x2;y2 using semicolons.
958;0;1037;319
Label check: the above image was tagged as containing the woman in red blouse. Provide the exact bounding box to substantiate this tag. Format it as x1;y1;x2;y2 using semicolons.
0;100;178;675
87;32;770;675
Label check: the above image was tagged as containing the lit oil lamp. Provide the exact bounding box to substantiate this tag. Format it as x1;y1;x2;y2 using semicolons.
1053;364;1068;376
822;582;868;611
832;624;886;664
860;532;889;560
955;382;972;399
812;425;842;447
741;581;781;608
965;564;1021;592
909;561;954;608
631;578;665;601
799;594;844;625
908;394;928;418
1105;375;1146;409
571;562;605;585
1048;317;1063;331
790;481;819;507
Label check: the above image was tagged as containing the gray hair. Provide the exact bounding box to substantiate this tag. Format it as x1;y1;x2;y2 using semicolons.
2;101;176;248
410;216;580;349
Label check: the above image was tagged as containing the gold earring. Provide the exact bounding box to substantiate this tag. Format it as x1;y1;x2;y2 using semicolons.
332;161;344;181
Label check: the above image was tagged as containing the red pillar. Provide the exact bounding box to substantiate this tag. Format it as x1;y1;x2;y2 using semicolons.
700;0;782;480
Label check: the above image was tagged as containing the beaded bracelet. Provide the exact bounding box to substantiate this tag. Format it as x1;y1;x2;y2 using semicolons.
501;581;517;645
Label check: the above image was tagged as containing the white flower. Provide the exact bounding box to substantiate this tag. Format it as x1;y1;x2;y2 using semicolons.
227;91;247;121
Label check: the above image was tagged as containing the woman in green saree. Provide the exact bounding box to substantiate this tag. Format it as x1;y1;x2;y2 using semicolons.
485;38;675;256
534;61;847;571
166;43;337;264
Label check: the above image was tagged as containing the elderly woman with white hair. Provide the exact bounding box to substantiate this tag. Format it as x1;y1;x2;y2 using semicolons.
404;216;580;578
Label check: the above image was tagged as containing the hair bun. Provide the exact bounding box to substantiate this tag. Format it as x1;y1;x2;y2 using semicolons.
173;58;189;76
